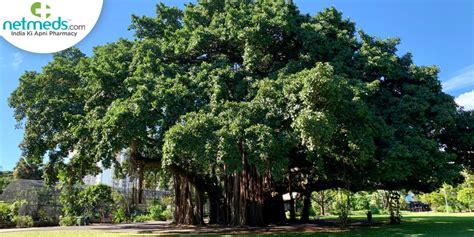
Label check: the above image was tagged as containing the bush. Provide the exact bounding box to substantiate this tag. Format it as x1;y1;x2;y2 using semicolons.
59;216;76;226
149;202;165;221
10;200;27;216
78;184;114;222
0;202;12;227
436;205;454;213
132;214;152;222
369;207;380;214
34;208;58;227
148;200;173;221
160;210;172;221
13;215;33;228
113;207;127;223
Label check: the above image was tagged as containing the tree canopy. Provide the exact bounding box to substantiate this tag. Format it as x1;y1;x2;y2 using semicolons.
9;0;472;226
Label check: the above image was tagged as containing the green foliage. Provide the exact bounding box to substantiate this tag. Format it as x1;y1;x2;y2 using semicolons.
148;202;165;221
161;210;173;221
0;201;41;228
78;184;114;220
147;199;172;221
420;173;474;212
352;191;372;211
457;172;474;211
58;185;81;217
10;200;27;217
132;214;152;222
311;189;388;217
113;207;127;224
59;216;76;226
0;202;12;227
112;191;127;213
13;158;42;180
441;111;474;172
0;171;12;194
457;187;474;210
35;208;58;227
12;215;33;228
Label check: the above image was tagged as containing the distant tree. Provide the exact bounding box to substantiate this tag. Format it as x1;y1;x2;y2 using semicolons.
0;171;13;194
13;158;42;180
457;187;474;212
457;173;474;212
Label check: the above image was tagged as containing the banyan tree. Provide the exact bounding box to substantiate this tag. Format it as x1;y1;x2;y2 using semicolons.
9;0;472;226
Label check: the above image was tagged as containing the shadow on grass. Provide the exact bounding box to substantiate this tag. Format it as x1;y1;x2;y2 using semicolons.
118;215;474;237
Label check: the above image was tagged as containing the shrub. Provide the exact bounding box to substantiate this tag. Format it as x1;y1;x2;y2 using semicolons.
112;191;126;207
132;214;152;222
34;208;59;227
148;200;174;221
13;215;33;228
160;210;172;221
369;207;380;214
59;216;76;226
10;200;27;216
78;184;114;222
148;202;165;221
113;207;127;223
0;202;12;227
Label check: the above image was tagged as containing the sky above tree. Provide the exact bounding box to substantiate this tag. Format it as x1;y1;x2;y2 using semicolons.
0;0;473;171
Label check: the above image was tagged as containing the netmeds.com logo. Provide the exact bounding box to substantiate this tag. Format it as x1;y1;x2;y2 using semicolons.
0;0;103;53
3;2;69;31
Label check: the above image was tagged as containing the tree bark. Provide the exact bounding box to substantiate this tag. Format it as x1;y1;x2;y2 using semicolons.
301;191;311;223
288;171;296;222
263;193;286;224
208;190;222;224
193;185;205;225
138;163;144;204
174;174;198;225
320;191;325;216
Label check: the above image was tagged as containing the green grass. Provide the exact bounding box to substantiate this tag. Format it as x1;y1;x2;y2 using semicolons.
0;231;123;237
314;212;474;237
1;213;473;237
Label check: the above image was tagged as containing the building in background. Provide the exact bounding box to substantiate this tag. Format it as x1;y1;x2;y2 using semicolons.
83;152;130;189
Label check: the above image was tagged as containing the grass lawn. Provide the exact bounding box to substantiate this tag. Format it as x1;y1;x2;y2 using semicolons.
0;231;121;237
314;212;474;237
1;212;473;237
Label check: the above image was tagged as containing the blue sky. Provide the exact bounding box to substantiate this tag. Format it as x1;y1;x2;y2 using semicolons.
0;0;473;171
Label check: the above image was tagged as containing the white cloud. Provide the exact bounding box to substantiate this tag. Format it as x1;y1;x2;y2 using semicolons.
442;65;474;93
11;52;23;70
455;90;474;111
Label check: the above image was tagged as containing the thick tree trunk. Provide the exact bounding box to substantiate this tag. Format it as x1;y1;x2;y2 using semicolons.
388;190;401;224
247;166;264;226
131;177;137;206
228;140;267;226
138;163;144;204
319;191;325;216
174;174;200;225
383;191;390;210
172;139;270;227
194;186;205;225
288;172;296;222
301;191;311;223
263;193;286;224
208;191;222;224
